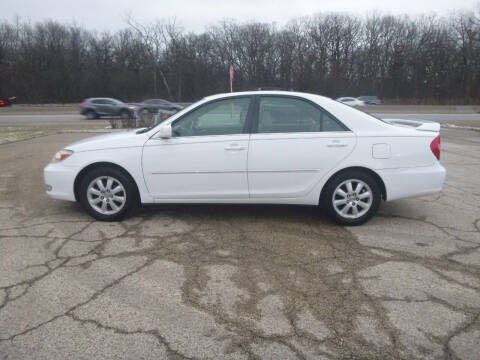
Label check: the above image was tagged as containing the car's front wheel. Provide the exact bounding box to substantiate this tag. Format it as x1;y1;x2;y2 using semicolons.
322;170;381;226
79;167;137;221
120;110;131;120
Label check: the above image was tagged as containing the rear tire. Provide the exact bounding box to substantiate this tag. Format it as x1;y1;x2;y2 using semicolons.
322;170;381;226
85;110;97;120
79;166;138;221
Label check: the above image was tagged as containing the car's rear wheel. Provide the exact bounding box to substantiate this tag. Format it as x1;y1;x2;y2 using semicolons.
79;167;137;221
85;110;97;120
322;170;381;226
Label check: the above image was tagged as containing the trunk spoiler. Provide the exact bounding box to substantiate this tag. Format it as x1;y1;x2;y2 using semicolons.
385;119;440;132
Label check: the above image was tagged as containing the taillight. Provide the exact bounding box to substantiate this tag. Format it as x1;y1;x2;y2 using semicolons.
430;135;440;160
79;103;84;107
0;100;4;106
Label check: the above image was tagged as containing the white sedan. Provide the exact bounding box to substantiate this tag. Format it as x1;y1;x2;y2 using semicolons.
336;97;365;106
44;91;445;225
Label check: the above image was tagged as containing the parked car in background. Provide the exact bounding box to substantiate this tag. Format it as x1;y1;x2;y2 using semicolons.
0;96;16;107
135;99;183;117
45;91;445;225
358;96;382;105
336;97;365;106
134;99;183;126
80;98;137;120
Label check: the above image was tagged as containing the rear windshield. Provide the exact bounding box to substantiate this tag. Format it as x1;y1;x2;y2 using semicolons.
334;99;392;125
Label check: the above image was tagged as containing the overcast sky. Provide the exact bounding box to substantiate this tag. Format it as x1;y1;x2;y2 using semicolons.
3;0;479;32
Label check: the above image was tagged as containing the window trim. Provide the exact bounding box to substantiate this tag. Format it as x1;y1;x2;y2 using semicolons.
251;94;350;134
170;95;255;138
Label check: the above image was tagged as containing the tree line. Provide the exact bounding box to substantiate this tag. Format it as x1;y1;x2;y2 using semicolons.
0;9;479;104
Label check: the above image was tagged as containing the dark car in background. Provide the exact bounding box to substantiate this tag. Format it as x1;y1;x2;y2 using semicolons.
135;99;183;117
0;96;16;107
80;98;136;119
357;96;382;105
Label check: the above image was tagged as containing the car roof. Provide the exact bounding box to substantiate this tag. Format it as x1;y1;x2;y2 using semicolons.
86;97;120;101
203;90;332;102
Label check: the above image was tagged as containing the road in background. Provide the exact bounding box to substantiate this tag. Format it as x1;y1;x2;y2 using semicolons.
0;114;105;127
374;113;480;123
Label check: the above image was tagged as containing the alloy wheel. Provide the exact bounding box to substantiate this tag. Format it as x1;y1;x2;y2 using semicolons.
86;176;126;215
332;179;373;219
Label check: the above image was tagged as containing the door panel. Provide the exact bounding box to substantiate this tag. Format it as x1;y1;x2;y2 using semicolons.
248;133;356;198
248;96;355;199
142;96;253;200
142;135;249;199
98;100;115;115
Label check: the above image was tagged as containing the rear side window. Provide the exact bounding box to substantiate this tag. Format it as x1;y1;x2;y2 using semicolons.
257;97;346;133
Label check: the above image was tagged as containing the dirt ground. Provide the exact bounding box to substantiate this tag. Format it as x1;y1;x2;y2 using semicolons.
0;125;479;359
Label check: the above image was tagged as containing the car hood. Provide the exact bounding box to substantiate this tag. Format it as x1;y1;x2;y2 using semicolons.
66;130;149;152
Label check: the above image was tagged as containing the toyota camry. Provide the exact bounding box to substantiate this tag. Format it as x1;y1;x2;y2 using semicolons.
44;91;445;225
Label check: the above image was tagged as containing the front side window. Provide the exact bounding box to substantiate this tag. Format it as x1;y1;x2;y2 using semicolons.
257;97;345;133
172;97;251;137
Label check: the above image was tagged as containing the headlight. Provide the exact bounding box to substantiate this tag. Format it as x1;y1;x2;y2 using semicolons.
51;149;73;163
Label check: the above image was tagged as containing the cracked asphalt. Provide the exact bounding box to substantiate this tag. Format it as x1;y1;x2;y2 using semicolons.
0;128;479;359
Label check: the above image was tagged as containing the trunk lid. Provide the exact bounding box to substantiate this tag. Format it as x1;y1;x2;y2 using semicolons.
384;118;440;132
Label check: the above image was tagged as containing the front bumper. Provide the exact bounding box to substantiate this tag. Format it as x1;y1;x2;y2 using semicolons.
378;162;446;201
44;163;78;201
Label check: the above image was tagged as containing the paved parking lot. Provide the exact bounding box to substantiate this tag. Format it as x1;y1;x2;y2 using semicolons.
0;127;479;359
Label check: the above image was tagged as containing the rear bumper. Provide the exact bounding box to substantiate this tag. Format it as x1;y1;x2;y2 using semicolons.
378;163;446;201
44;163;78;201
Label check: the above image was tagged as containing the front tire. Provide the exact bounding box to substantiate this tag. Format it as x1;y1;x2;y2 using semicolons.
120;110;131;120
79;166;137;221
322;170;381;226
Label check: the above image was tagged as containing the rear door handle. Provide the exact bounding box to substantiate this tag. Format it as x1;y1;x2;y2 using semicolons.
225;143;245;151
327;140;347;148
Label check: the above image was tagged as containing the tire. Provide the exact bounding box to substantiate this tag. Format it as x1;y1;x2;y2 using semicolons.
139;108;151;119
120;110;131;120
85;110;97;120
322;170;381;226
79;166;138;221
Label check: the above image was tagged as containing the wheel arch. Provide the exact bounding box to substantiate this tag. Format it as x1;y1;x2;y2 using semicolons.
73;162;140;202
319;166;387;204
85;108;98;116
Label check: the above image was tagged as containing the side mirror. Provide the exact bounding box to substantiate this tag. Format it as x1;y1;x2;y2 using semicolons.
158;123;172;138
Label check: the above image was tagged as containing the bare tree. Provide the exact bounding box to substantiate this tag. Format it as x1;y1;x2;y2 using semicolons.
1;10;480;104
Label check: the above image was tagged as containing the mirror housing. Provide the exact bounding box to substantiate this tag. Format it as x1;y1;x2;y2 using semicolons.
158;123;172;138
